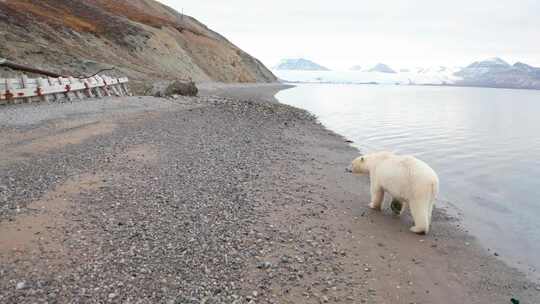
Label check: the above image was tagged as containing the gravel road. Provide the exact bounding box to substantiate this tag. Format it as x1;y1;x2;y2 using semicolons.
1;88;539;303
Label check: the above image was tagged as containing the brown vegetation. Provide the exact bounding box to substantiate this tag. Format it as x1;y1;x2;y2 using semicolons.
0;0;276;89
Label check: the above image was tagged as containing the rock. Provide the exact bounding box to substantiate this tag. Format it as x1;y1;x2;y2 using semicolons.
152;80;199;97
166;80;198;97
257;261;272;269
15;281;27;290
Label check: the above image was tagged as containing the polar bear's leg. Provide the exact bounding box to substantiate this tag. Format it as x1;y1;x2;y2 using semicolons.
427;201;434;227
409;200;429;234
369;183;384;210
399;201;408;216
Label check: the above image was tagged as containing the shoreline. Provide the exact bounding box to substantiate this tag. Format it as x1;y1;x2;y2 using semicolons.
270;81;540;280
0;84;539;303
279;80;540;92
197;82;295;102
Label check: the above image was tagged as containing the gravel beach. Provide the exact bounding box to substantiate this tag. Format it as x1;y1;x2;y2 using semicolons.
1;85;539;303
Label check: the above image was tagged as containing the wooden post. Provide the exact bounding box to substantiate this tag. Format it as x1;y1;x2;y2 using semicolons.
110;78;121;96
83;78;94;98
0;74;130;105
122;82;131;96
117;78;126;96
0;78;6;105
37;77;49;102
60;77;73;102
5;78;15;104
21;75;31;103
100;76;111;97
47;77;60;102
92;77;103;98
69;77;83;100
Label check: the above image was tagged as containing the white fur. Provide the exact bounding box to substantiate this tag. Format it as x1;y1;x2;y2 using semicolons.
352;151;439;234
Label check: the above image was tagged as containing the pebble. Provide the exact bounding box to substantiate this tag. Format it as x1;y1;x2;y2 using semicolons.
1;94;537;303
15;281;26;290
257;261;272;269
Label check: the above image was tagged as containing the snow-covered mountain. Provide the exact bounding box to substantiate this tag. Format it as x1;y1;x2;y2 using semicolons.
274;58;330;71
272;64;459;85
368;63;396;73
349;65;363;71
272;57;540;90
416;66;449;74
455;58;540;90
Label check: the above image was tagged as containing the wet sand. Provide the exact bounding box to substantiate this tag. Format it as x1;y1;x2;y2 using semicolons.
198;82;294;102
0;86;539;303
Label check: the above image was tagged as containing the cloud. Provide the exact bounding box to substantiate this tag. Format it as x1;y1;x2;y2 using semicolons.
157;0;540;69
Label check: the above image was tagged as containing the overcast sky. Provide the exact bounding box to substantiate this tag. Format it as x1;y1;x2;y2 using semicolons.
156;0;540;70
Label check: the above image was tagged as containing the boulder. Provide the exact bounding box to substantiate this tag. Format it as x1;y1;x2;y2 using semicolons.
151;80;198;97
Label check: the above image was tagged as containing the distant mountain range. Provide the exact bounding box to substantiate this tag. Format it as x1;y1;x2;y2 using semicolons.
368;63;396;73
455;57;540;90
274;58;330;71
273;57;540;90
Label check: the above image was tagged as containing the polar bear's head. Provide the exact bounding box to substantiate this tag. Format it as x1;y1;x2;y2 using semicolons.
351;151;395;174
351;156;369;174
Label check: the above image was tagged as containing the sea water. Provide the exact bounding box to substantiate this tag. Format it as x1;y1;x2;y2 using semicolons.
277;83;540;278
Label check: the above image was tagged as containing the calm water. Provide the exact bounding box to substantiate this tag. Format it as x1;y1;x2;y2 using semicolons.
276;83;540;278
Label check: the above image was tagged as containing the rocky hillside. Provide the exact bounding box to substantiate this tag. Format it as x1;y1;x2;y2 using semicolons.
0;0;276;91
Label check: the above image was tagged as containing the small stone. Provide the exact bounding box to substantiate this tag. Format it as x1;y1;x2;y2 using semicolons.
108;293;117;299
494;252;499;257
16;281;26;290
257;261;272;269
321;295;329;302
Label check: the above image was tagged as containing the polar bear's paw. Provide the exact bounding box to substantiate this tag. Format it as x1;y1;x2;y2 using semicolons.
369;202;381;210
410;226;426;234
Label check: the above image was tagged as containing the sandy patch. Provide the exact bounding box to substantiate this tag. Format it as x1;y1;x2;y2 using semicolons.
0;173;105;262
0;120;116;165
19;121;116;153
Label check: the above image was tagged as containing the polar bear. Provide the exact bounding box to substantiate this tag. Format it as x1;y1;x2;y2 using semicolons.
351;151;439;234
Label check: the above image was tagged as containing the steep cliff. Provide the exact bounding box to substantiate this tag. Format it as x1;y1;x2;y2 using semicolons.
0;0;276;91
